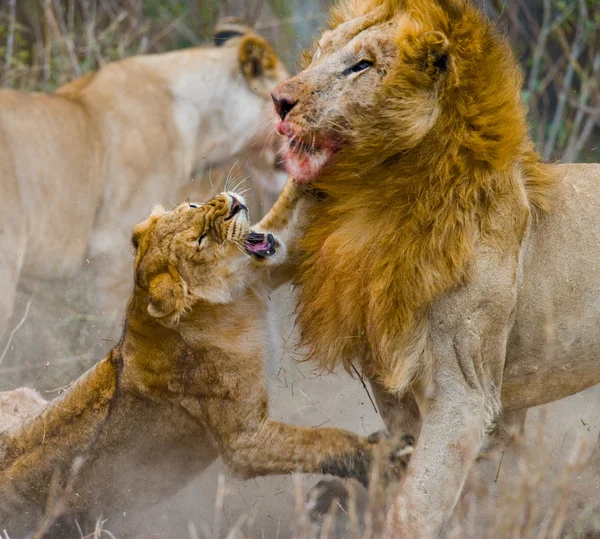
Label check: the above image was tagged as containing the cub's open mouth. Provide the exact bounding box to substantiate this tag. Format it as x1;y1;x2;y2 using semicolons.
245;232;276;258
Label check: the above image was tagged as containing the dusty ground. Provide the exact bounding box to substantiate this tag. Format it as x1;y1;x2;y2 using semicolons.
2;270;600;537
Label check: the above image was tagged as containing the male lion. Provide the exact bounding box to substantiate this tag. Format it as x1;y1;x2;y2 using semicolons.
270;0;600;536
0;21;287;344
0;183;411;537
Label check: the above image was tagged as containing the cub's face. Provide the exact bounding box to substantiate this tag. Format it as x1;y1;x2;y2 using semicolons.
132;192;275;319
271;12;449;183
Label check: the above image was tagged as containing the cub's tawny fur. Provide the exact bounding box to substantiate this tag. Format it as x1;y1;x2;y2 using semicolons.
270;0;600;536
0;182;411;537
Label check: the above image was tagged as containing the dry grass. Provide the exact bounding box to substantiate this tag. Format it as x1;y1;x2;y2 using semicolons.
0;0;317;92
107;418;597;539
486;0;600;162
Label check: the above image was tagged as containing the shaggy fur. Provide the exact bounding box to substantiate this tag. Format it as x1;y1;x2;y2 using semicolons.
290;0;557;394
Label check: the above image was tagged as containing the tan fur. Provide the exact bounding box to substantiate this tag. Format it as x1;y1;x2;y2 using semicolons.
0;183;412;536
0;25;288;343
270;0;600;535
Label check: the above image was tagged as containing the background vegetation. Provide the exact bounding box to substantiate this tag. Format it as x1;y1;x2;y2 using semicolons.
0;0;598;162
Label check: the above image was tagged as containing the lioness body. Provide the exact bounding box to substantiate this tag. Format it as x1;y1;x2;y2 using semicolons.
0;28;287;340
269;0;600;535
0;184;409;536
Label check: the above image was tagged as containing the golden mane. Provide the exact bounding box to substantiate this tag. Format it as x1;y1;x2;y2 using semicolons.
294;0;557;393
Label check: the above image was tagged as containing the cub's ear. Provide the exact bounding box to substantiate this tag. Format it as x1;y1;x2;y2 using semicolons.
405;30;450;78
147;271;185;319
132;205;166;253
238;34;277;82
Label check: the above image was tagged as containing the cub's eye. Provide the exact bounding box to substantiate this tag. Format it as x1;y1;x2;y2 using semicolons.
343;60;373;76
198;234;206;246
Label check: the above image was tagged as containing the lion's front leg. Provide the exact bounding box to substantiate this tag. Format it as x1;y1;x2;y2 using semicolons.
384;260;516;537
385;370;489;538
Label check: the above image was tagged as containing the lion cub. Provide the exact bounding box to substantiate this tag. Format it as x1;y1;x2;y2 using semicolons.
0;181;411;536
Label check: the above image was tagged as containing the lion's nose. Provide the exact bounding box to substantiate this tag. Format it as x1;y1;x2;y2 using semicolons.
271;93;297;121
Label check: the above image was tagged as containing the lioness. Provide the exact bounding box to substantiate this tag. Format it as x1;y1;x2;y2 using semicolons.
0;183;412;537
0;21;287;344
269;0;600;536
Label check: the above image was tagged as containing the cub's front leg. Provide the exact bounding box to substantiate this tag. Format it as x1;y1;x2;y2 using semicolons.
213;417;413;488
177;382;412;488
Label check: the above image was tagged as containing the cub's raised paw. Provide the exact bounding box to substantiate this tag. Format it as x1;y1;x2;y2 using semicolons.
367;430;415;482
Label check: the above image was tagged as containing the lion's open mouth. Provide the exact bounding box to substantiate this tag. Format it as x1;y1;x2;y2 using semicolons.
245;232;276;258
276;122;338;184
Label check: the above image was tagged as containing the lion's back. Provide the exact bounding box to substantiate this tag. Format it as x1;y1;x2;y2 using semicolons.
504;162;600;409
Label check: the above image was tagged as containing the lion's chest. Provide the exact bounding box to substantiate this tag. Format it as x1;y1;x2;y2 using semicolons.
297;221;387;368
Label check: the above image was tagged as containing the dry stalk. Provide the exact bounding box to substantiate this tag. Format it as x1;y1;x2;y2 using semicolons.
212;473;226;539
0;297;33;366
4;0;16;67
31;456;86;539
292;473;310;539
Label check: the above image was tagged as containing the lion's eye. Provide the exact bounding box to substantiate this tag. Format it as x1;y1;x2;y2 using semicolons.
198;234;206;246
343;60;373;76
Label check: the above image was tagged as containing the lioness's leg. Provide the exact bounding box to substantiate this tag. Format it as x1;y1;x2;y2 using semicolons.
253;179;317;288
0;178;26;343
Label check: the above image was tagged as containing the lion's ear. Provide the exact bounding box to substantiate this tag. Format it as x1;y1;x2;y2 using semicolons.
408;31;451;78
147;272;185;319
238;34;277;82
